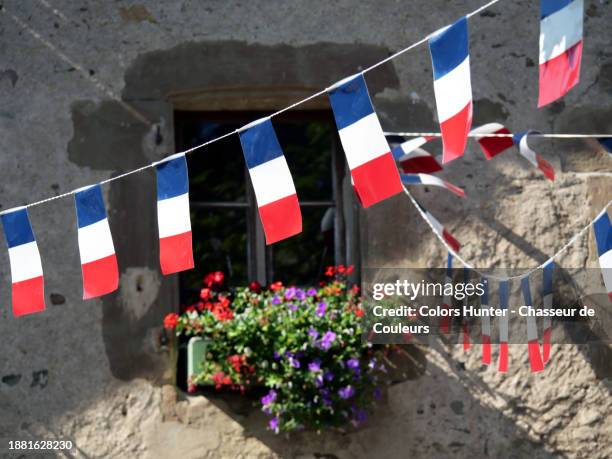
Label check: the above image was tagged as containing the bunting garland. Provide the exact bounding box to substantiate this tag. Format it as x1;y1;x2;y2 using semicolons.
513;131;555;181
521;276;545;373
328;74;402;207
593;211;612;302
416;202;461;253
542;261;554;363
538;0;584;107
74;185;118;299
392;137;443;174
498;280;509;373
401;173;465;198
0;207;45;316
428;16;473;164
471;123;514;159
238;118;302;244
155;153;194;275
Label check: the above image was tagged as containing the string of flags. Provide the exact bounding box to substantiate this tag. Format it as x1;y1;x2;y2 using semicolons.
0;0;608;379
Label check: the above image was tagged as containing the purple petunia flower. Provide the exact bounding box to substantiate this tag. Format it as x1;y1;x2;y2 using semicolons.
286;303;298;312
320;388;332;406
324;370;334;382
261;389;277;406
273;351;281;361
346;358;360;370
269;416;279;433
284;287;296;300
287;354;301;368
271;295;282;305
308;359;321;373
351;406;367;426
316;301;327;317
308;327;319;341
295;289;306;301
338;385;355;400
318;331;336;350
306;288;317;297
314;374;324;387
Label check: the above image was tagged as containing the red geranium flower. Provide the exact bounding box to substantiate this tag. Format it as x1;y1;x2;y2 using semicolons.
324;266;335;277
354;307;365;318
346;265;354;274
248;281;262;293
203;271;225;287
269;281;283;292
200;288;212;300
336;264;346;274
163;312;179;329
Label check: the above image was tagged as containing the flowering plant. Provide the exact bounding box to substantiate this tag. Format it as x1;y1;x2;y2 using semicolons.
163;265;386;434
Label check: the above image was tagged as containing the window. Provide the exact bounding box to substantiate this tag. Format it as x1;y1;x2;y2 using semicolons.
174;110;359;300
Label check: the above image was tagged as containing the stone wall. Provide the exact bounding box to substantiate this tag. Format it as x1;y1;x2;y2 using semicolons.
0;1;610;457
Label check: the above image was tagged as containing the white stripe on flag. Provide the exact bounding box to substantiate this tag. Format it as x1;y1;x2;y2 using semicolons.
249;156;297;206
78;219;115;264
599;250;612;294
539;0;583;64
416;174;444;187
499;315;508;341
8;241;43;283
433;57;471;122
526;315;538;341
470;123;505;135
400;137;429;154
338;113;390;170
157;194;191;238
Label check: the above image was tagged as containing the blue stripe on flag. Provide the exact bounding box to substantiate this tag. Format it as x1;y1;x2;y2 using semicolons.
593;212;612;256
429;16;469;80
239;119;284;169
543;261;554;296
401;174;421;185
1;208;36;248
328;74;374;130
598;138;612;154
156;155;189;200
499;280;509;309
392;145;404;161
521;276;532;305
75;185;107;228
541;0;574;19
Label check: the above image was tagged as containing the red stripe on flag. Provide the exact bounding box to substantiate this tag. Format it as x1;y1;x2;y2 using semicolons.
259;194;302;245
542;328;552;364
536;156;555;181
477;128;514;159
400;156;443;174
442;229;461;253
528;339;545;373
463;321;470;351
538;41;583;108
12;276;45;316
160;231;194;275
439;101;472;164
81;254;119;299
351;153;403;208
443;181;466;198
498;342;508;373
439;303;451;334
482;334;491;365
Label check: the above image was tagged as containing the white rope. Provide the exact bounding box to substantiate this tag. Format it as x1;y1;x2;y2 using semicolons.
16;0;506;209
385;132;612;139
403;185;612;281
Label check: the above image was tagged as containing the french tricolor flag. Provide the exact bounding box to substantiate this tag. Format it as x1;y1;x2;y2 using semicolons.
481;277;491;365
470;123;514;160
521;276;545;373
417;202;461;253
542;261;554;363
429;17;473;163
74;185;119;299
514;131;555;181
392;137;442;174
538;0;584;107
0;207;45;316
401;173;465;198
498;280;509;373
328;74;402;207
439;252;452;334
593;211;612;302
155;153;194;275
239;118;302;244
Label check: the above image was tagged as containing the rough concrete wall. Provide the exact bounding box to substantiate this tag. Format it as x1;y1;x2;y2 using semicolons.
0;1;610;458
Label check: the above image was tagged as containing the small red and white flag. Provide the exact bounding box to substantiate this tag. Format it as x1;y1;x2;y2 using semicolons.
538;0;583;107
593;211;612;302
498;280;509;373
470;123;514;160
481;277;491;365
542;261;554;363
392;137;443;174
521;276;545;373
155;153;194;274
0;207;45;316
513;131;555;181
74;184;119;299
239;118;302;244
328;74;402;207
401;173;465;198
417;202;461;253
429;17;473;163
